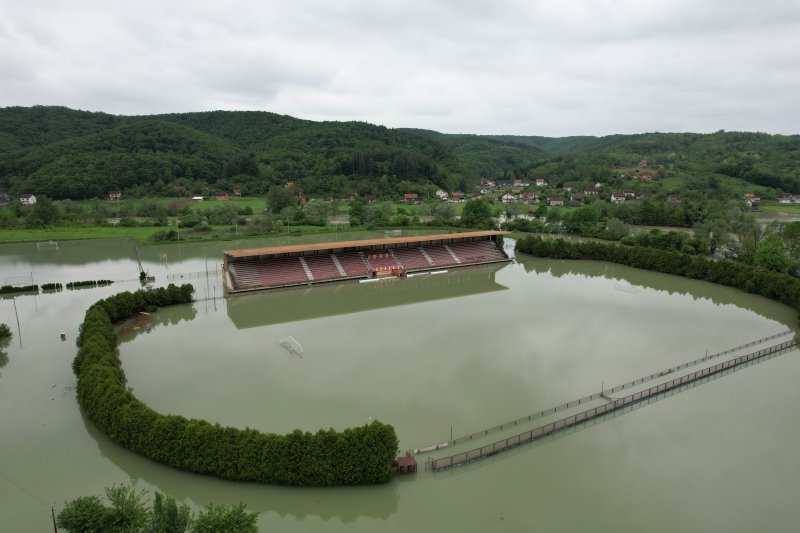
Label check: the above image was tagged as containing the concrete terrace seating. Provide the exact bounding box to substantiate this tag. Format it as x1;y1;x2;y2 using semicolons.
422;245;456;267
230;258;309;289
392;247;431;270
303;254;342;281
367;252;400;272
448;241;506;264
335;253;371;277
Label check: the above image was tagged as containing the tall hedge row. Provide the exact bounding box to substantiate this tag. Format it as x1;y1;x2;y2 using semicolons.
516;237;800;321
74;284;399;486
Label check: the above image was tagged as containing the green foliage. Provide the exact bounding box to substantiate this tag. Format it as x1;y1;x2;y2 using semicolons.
0;323;12;340
57;495;109;533
0;284;38;294
754;234;797;274
460;199;495;229
104;484;150;532
516;237;800;321
66;279;113;289
193;503;258;533
73;284;399;486
266;186;297;213
150;492;192;533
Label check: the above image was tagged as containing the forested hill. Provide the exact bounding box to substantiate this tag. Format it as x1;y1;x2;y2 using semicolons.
488;132;800;192
0;106;798;200
1;106;544;199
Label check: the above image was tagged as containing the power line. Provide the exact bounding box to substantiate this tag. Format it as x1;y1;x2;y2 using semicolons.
0;468;52;509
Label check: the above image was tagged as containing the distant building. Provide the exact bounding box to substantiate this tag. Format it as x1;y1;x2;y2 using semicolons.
561;182;574;192
501;192;517;203
107;191;122;201
638;159;648;167
367;195;377;204
521;191;538;203
639;172;653;182
743;193;760;207
402;193;421;204
284;181;295;188
0;192;10;207
535;179;548;187
611;192;626;203
216;193;229;201
777;195;792;205
584;188;598;196
435;189;448;200
480;179;496;189
192;196;204;201
666;194;683;204
547;196;564;206
233;187;242;196
20;193;36;206
570;194;585;205
449;191;466;202
623;189;637;198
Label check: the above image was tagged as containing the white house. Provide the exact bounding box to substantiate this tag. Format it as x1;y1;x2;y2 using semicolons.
435;189;448;200
611;192;626;203
535;179;548;187
501;192;517;203
20;193;36;205
547;196;565;206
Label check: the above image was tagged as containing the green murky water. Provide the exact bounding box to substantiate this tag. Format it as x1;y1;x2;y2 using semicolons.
1;236;799;532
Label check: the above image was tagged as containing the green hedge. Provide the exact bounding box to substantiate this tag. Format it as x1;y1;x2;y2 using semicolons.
74;284;398;486
0;284;39;294
66;279;113;289
516;237;800;321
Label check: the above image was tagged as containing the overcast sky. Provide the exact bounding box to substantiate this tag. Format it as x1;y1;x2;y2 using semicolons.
1;0;798;136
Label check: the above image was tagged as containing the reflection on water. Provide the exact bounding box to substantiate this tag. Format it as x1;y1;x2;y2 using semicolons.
518;255;797;327
80;411;400;523
226;263;509;329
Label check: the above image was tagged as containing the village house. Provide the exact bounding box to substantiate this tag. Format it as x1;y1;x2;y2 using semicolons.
594;182;603;189
570;194;585;205
480;179;496;189
638;159;648;167
611;191;626;203
107;191;122;201
512;179;529;188
20;193;36;206
777;195;793;205
561;182;574;192
367;195;377;204
0;192;10;207
623;189;637;199
284;181;295;188
639;172;653;183
535;178;548;187
742;193;760;207
501;192;517;203
216;192;229;201
521;191;538;203
547;195;565;206
435;189;448;200
402;193;421;204
584;188;598;196
449;191;466;202
666;194;683;204
232;187;242;197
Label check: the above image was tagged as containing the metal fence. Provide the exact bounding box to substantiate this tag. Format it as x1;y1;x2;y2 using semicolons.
445;329;796;447
166;269;220;281
429;339;798;471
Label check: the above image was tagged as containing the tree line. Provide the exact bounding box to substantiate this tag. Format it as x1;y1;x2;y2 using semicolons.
74;284;399;486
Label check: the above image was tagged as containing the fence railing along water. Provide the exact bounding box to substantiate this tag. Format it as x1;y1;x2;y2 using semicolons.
167;269;220;281
438;329;797;448
428;338;798;471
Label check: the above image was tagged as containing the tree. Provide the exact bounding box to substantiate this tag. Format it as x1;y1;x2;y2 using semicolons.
193;503;258;533
57;496;108;533
104;484;149;532
460;199;494;229
754;233;796;274
0;323;11;340
266;186;297;213
150;492;192;533
27;196;60;226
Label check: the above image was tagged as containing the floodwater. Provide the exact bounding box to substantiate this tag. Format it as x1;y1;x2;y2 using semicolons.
1;235;799;532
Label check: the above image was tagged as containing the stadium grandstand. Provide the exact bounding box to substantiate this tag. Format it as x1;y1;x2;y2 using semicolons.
223;231;510;292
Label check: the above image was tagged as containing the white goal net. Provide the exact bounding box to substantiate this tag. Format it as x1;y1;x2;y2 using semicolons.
279;336;303;357
37;241;59;251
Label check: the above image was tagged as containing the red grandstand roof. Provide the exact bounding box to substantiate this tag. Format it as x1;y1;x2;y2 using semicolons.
224;231;510;259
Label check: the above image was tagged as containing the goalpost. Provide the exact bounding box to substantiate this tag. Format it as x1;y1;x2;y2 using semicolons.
36;241;59;251
279;336;303;357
